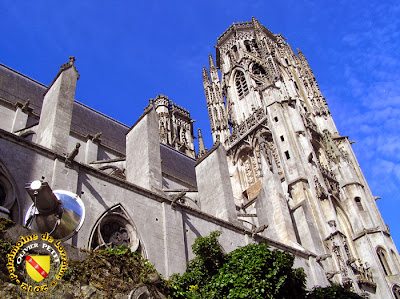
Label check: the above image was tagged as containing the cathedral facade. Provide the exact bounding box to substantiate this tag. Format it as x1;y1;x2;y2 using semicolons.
0;18;399;297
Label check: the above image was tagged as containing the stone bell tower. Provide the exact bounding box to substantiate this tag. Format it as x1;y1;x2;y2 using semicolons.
151;94;196;158
202;17;400;298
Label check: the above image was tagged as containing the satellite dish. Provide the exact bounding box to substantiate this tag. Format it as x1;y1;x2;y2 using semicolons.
24;189;85;241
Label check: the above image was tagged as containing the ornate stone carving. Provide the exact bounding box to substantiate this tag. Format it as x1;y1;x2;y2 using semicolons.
65;143;80;166
314;176;328;200
90;206;141;254
226;107;267;149
332;242;348;277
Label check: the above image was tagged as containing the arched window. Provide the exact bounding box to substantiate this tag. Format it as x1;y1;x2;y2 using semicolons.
354;197;364;211
377;247;392;275
90;205;144;256
235;71;249;99
251;39;260;55
244;40;251;52
232;45;239;60
252;64;266;76
393;284;400;299
391;249;400;274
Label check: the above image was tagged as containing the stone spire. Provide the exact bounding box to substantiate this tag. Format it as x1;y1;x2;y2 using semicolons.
208;54;216;68
197;128;207;158
208;54;219;83
202;66;210;87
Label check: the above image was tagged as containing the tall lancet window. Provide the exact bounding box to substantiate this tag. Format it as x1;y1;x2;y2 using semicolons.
377;246;392;276
235;71;249;99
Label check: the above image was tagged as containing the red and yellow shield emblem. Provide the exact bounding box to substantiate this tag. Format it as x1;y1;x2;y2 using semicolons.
26;255;50;282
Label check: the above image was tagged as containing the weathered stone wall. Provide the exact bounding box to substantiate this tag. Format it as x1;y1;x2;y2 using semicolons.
0;128;328;286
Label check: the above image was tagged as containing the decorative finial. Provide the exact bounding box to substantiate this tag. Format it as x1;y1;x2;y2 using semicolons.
59;56;79;79
22;99;30;110
69;56;76;65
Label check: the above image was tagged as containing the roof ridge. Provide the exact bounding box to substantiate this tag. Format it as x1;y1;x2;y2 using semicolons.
1;62;130;129
0;63;47;88
74;101;130;129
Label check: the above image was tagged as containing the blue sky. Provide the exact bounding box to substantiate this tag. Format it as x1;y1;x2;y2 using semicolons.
1;1;399;249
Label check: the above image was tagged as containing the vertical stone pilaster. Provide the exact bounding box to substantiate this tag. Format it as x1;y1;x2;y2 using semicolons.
11;103;30;132
84;138;98;163
256;154;297;245
162;202;186;276
289;180;324;254
51;158;79;193
126;108;162;191
195;143;237;223
36;58;79;155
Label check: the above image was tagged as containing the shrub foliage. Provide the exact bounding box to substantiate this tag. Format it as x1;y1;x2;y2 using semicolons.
170;231;305;298
169;231;362;299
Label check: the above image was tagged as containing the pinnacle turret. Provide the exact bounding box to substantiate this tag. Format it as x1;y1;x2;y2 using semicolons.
202;66;210;86
208;54;215;68
197;128;207;158
208;54;219;83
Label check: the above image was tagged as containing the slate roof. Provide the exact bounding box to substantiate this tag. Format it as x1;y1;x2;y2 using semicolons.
71;103;128;154
0;63;197;187
160;144;197;188
0;64;46;114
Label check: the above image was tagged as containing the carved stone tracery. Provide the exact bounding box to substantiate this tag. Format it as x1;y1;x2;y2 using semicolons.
90;206;143;256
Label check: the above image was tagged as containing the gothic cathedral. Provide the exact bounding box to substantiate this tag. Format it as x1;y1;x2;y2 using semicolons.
201;18;400;297
0;17;399;298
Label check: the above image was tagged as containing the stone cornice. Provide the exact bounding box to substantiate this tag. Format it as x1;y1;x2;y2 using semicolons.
340;181;364;189
353;227;390;241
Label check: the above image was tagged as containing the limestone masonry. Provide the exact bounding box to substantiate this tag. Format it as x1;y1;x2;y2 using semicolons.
0;18;399;298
